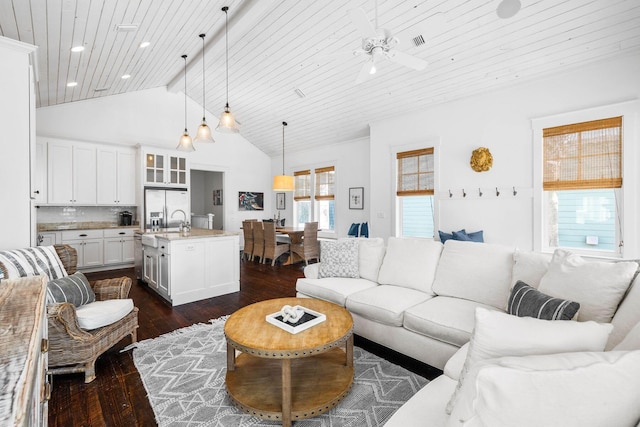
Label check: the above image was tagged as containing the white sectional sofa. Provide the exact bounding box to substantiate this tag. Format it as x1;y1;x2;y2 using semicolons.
295;237;640;425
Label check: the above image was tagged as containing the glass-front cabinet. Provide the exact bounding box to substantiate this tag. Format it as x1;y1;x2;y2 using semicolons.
143;150;188;187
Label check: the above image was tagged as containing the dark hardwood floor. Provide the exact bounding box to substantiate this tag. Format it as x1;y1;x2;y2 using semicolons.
48;257;441;427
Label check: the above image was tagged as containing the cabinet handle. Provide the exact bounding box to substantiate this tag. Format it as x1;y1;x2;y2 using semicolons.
79;234;87;237
41;338;49;353
161;246;165;249
33;190;40;194
161;254;165;257
44;374;53;401
119;232;125;235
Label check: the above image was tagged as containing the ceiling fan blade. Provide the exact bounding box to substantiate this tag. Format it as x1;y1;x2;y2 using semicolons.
355;60;375;84
349;8;376;39
386;50;428;70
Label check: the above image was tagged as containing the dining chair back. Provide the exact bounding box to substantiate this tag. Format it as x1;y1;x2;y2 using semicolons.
241;220;254;260
262;221;290;265
252;221;265;262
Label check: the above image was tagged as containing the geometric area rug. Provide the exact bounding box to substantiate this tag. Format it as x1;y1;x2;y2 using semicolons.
130;317;428;427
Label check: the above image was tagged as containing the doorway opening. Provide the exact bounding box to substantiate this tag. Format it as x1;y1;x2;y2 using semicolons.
190;170;224;230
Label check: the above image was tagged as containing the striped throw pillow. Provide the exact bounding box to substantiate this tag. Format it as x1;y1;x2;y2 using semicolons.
508;280;579;320
47;272;96;307
0;246;67;280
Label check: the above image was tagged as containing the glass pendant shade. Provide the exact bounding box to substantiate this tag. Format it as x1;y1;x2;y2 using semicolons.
177;130;195;152
217;105;240;133
273;175;294;191
194;118;215;143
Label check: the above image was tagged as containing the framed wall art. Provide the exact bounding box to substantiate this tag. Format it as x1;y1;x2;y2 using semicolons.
238;191;264;211
349;187;364;210
276;193;286;210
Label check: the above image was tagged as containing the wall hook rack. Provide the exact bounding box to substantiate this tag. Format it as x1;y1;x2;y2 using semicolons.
496;187;500;197
478;188;483;197
462;189;466;197
513;186;518;196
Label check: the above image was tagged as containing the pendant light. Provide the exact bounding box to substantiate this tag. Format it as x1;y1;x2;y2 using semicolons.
177;54;195;152
194;33;215;143
216;6;240;133
272;122;294;191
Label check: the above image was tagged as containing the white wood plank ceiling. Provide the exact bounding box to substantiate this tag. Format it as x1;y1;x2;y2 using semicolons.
1;0;639;157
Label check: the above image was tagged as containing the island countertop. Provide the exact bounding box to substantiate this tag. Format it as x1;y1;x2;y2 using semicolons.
136;227;238;240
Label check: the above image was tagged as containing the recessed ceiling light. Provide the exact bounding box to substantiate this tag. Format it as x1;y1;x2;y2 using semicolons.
71;46;85;53
67;82;78;87
496;0;521;19
139;41;150;48
121;74;131;79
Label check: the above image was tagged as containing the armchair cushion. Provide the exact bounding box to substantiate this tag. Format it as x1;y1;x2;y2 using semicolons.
47;272;95;307
75;299;134;330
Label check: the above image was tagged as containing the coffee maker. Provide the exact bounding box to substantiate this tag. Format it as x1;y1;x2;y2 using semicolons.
120;211;133;226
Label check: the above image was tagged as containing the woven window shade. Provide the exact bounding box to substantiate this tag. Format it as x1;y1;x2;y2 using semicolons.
397;148;434;196
543;117;622;191
315;166;335;200
293;170;311;201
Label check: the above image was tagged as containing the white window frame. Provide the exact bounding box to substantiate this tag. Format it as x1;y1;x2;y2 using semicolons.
292;165;337;239
532;100;639;258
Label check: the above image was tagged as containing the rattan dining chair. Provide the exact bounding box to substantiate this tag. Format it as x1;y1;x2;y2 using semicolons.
242;220;254;260
262;221;290;265
290;222;320;265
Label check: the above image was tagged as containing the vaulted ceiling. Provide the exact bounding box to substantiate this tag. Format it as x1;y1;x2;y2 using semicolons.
1;0;639;157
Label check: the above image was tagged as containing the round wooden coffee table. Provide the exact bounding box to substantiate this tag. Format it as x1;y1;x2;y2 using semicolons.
224;297;354;427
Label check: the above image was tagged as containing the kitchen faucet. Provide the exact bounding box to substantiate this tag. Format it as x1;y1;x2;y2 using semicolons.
170;209;190;232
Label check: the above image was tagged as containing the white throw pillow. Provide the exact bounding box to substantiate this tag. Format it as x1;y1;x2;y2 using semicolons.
614;321;640;351
377;237;443;294
445;307;613;415
432;240;515;309
318;239;359;278
75;299;134;330
511;249;551;289
357;237;386;282
447;351;640;427
537;249;638;323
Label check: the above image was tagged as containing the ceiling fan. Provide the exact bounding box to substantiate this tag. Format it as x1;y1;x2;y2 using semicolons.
349;5;428;84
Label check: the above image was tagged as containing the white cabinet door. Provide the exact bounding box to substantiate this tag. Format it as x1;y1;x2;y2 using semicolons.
47;142;74;204
116;150;136;205
73;145;97;204
96;148;117;204
143;246;158;288
82;239;103;267
33;141;47;203
37;232;58;246
142;149;188;187
158;250;170;298
103;237;123;264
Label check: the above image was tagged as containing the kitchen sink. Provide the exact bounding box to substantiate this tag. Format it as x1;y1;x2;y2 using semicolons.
141;234;158;247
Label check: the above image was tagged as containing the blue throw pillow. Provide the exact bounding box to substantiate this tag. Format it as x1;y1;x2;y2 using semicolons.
467;230;484;242
348;223;360;237
439;229;465;243
452;229;484;243
360;222;369;238
452;230;472;241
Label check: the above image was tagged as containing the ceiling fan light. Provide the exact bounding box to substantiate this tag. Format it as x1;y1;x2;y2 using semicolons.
497;0;521;19
194;118;215;143
369;63;377;74
217;106;240;133
272;175;294;191
176;130;195;152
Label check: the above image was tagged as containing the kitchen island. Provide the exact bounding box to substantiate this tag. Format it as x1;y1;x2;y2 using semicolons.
137;228;240;306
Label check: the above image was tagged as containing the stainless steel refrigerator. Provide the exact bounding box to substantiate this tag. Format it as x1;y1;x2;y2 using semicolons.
144;188;190;229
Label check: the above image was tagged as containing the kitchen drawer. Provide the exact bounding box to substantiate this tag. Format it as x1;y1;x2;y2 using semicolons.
61;229;103;241
103;228;135;238
157;238;170;254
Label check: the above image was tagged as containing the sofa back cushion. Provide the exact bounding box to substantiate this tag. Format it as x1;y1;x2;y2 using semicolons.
377;237;443;294
609;273;640;350
357;237;386;282
432;240;515;309
0;246;67;281
537;249;638;323
511;249;551;289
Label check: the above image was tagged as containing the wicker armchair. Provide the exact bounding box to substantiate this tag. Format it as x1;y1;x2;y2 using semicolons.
46;244;139;383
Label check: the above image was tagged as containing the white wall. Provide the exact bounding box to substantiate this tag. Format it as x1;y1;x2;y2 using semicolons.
370;53;640;251
271;137;371;238
37;86;273;233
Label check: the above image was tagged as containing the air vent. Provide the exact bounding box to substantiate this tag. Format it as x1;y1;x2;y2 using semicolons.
116;24;139;32
94;87;110;92
411;34;426;47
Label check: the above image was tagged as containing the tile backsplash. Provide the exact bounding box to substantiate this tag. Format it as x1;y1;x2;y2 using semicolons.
37;206;138;225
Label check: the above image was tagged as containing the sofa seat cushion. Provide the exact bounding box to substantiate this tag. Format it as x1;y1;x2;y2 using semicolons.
432;240;515;310
404;297;498;347
295;277;378;306
377;237;443;294
346;285;433;327
384;375;456;427
75;299;134;330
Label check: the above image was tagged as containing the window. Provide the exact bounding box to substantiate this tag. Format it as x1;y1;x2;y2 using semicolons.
293;166;335;232
542;117;622;254
396;148;434;238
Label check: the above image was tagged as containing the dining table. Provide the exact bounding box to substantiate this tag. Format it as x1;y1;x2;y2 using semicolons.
275;226;305;264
